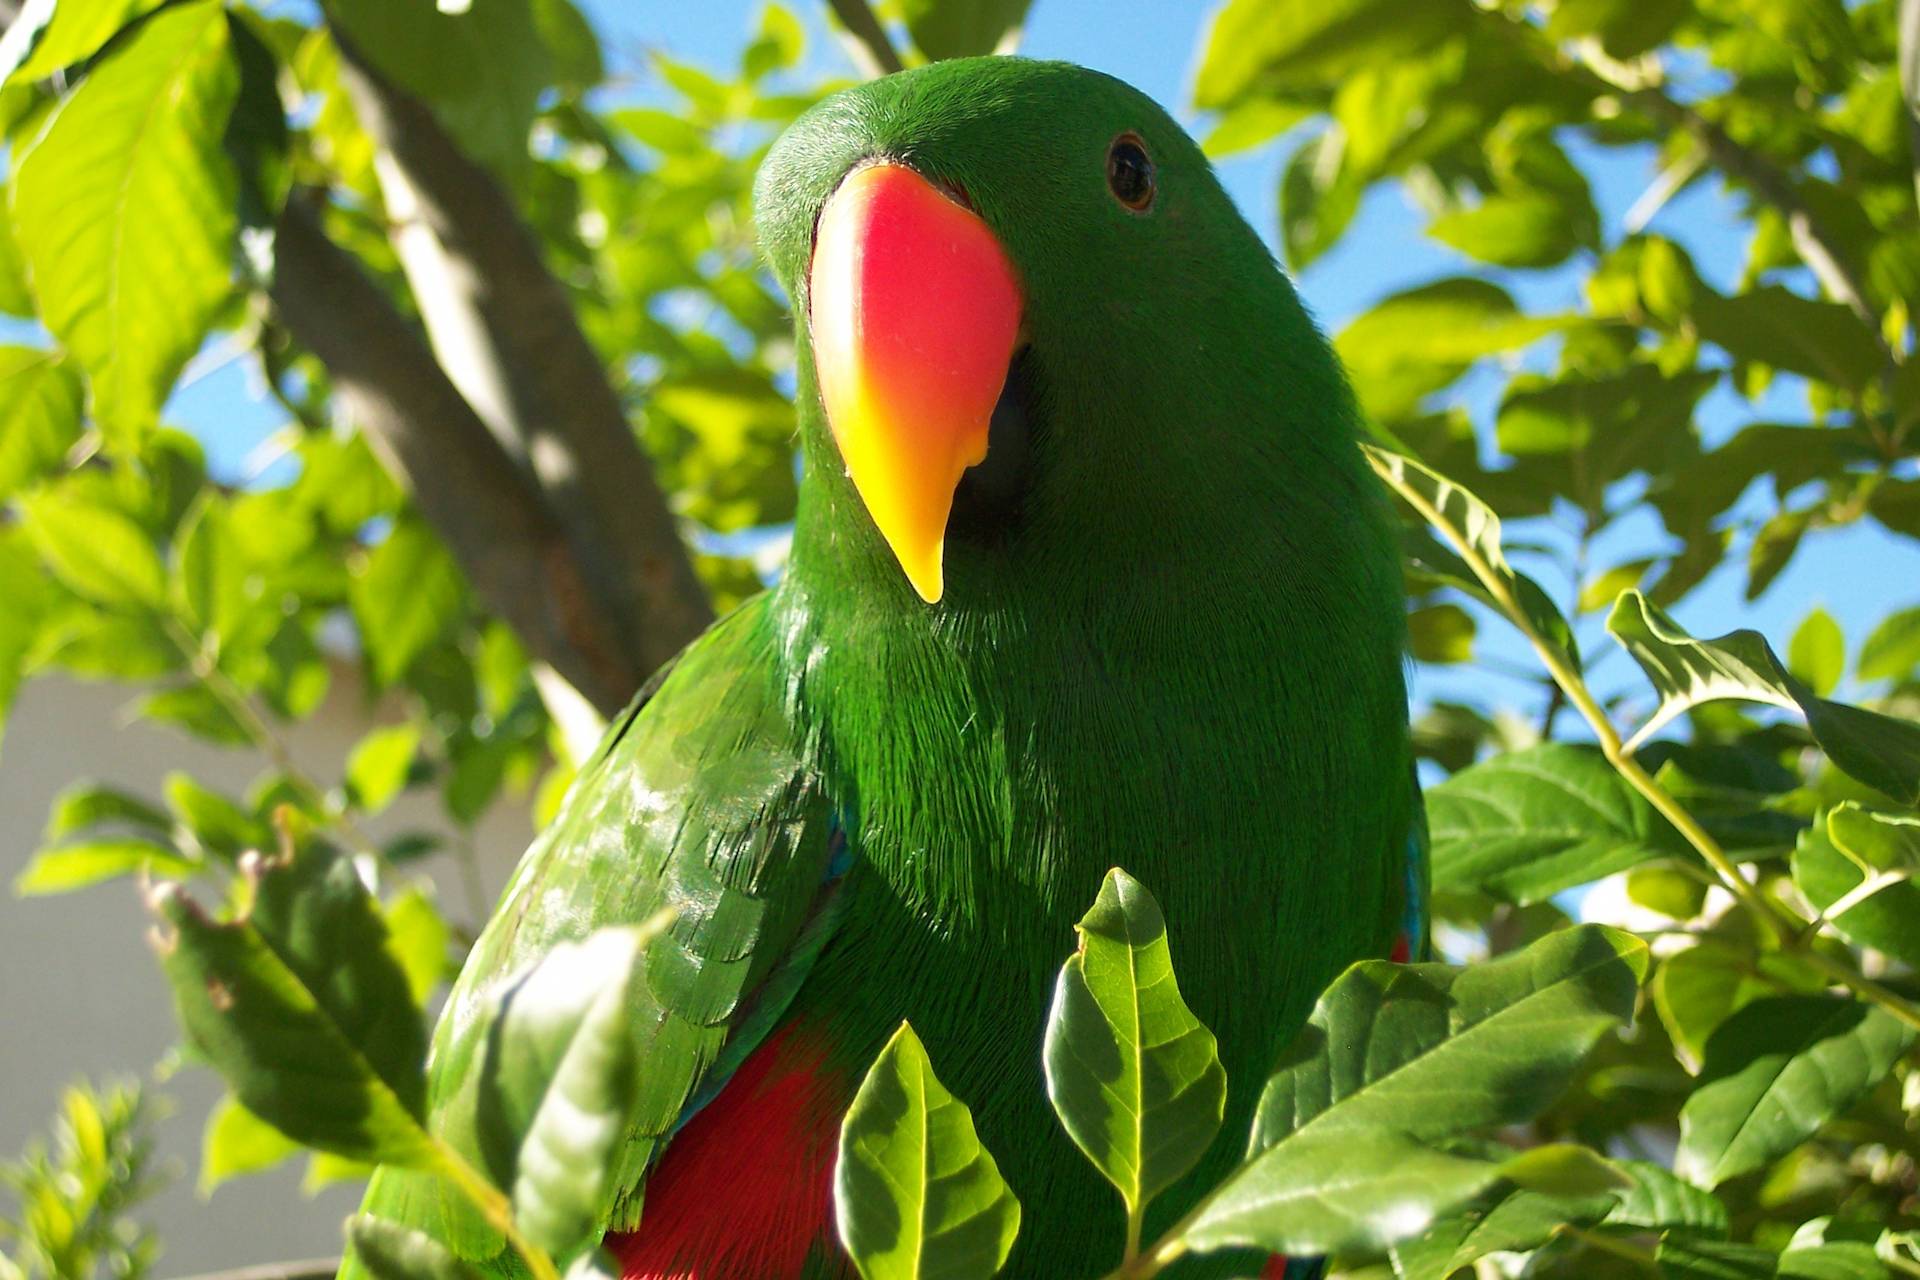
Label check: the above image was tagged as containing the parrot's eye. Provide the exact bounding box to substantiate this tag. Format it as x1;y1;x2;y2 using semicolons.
1106;133;1155;212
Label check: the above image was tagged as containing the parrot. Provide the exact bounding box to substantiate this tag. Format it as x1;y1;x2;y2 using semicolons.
344;56;1424;1280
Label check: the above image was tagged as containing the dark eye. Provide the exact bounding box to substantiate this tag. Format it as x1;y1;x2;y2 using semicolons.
1106;133;1155;212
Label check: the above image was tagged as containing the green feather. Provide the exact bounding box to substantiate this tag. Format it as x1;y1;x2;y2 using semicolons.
348;57;1421;1280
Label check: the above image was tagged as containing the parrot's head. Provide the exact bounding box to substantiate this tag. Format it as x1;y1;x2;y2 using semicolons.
757;57;1363;611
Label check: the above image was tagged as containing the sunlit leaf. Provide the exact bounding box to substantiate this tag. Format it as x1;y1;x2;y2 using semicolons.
1042;868;1225;1225
1608;591;1920;804
895;0;1032;59
0;348;83;501
347;1216;485;1280
11;0;238;449
15;838;198;895
836;1022;1022;1280
199;1094;300;1194
1788;609;1844;699
1791;821;1920;970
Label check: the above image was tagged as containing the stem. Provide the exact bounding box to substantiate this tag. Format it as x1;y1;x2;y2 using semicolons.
1367;451;1920;1038
825;0;905;76
1122;1202;1144;1265
164;1260;339;1280
161;617;382;862
430;1138;561;1280
1799;868;1913;942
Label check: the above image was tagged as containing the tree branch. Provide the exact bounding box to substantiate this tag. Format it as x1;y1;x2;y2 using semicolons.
826;0;905;76
328;30;713;687
269;194;642;714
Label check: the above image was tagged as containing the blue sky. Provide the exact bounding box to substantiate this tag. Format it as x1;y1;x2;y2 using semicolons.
167;0;1919;717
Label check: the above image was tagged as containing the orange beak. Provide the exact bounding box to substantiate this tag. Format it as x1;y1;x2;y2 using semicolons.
808;163;1024;603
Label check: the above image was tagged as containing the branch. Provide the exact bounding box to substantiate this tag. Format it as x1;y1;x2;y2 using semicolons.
326;31;713;691
165;1260;339;1280
269;194;642;714
826;0;905;76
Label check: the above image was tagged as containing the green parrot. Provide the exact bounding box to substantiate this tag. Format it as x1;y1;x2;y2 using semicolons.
346;56;1423;1280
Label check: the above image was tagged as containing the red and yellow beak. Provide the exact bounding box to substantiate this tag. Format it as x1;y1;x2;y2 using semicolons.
808;163;1024;603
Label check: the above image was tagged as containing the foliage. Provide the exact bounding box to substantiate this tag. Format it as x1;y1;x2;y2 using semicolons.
1;0;1918;1277
0;1081;167;1280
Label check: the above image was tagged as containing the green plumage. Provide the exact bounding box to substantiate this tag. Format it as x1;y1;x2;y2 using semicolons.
348;57;1419;1280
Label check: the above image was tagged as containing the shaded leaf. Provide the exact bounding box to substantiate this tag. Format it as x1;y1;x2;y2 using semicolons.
1601;1159;1728;1236
150;843;433;1164
1791;822;1920;971
347;1215;484;1280
836;1022;1021;1280
1193;0;1472;106
1431;193;1585;269
895;0;1032;59
1858;607;1920;683
1676;996;1916;1188
1179;926;1646;1257
1042;868;1225;1223
1427;744;1689;904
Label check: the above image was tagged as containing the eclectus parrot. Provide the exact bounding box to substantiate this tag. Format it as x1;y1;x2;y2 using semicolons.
346;57;1424;1280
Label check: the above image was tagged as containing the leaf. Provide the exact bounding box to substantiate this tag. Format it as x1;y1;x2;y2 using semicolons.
20;491;166;608
10;0;238;449
478;921;672;1263
1826;803;1920;873
1608;591;1920;805
1600;1159;1728;1236
1042;868;1226;1224
44;781;170;842
347;722;423;815
1391;1180;1619;1280
351;518;465;687
1278;129;1360;271
1659;1238;1780;1279
384;886;451;1005
15;838;197;895
1652;941;1822;1071
1693;286;1885;392
1788;609;1845;698
1337;278;1567;374
1193;0;1473;107
1430;194;1586;269
347;1216;484;1280
1407;602;1475;663
199;1094;299;1194
150;843;433;1164
1427;744;1690;904
134;684;251;746
4;0;165;84
1858;608;1920;683
328;0;548;178
165;772;266;861
1368;448;1579;667
835;1022;1022;1280
0;348;83;500
1676;995;1917;1188
1401;527;1581;666
1791;823;1920;970
894;0;1032;59
1177;926;1646;1258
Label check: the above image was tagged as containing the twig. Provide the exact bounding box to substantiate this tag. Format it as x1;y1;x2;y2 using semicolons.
826;0;905;76
1367;450;1920;1037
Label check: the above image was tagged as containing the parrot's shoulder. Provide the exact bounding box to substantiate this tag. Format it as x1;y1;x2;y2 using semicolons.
363;592;846;1260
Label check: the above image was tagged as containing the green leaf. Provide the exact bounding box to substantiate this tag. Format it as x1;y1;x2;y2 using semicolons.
3;0;165;84
0;348;83;500
134;683;251;746
199;1094;300;1194
1401;527;1581;667
530;0;602;90
347;1215;484;1280
1827;803;1920;873
1600;1159;1728;1236
1858;607;1920;683
1608;591;1920;805
1337;278;1567;378
1676;995;1917;1188
1652;941;1822;1070
328;0;548;178
44;781;169;842
1193;0;1472;106
477;921;671;1264
835;1022;1022;1280
895;0;1032;59
1278;129;1360;271
11;0;238;449
384;886;451;1005
351;518;465;687
165;772;266;861
1791;822;1920;970
1368;447;1579;666
1430;194;1585;269
1427;744;1690;904
1407;602;1475;663
1659;1238;1780;1279
347;722;422;816
15;838;197;895
1392;1179;1620;1280
150;843;434;1164
1693;286;1885;392
20;490;166;608
1042;868;1225;1226
1781;1243;1894;1280
1177;926;1646;1258
1788;609;1845;698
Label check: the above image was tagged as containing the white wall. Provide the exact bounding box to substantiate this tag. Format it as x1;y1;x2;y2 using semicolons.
0;671;536;1276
